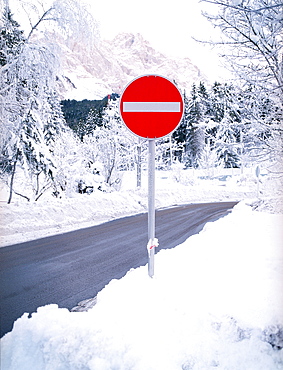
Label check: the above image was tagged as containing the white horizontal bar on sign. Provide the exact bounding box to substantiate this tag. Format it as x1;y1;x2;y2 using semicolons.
123;102;180;112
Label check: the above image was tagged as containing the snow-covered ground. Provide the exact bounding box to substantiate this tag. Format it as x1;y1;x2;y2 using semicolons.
0;167;276;247
1;168;283;369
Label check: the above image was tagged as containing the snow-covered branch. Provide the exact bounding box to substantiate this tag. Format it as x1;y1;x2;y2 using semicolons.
200;0;283;104
200;0;283;13
26;7;55;42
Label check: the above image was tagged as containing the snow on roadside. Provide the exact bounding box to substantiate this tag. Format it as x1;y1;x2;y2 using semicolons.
1;202;283;369
0;169;258;247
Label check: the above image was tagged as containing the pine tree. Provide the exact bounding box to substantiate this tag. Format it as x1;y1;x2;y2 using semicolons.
173;83;212;168
45;91;66;148
172;90;190;162
0;8;25;173
209;83;242;168
210;82;225;123
198;81;213;118
8;87;67;201
84;108;103;139
186;83;206;168
0;7;25;66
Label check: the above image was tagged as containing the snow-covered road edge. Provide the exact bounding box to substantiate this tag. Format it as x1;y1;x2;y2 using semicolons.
1;169;259;247
1;202;283;369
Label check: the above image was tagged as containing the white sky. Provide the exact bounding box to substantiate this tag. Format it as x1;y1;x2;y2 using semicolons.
91;0;211;55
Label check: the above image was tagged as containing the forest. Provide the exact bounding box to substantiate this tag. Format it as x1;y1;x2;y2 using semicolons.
0;0;282;203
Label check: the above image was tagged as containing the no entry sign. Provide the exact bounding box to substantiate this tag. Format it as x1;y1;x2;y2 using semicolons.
119;75;184;139
119;75;184;278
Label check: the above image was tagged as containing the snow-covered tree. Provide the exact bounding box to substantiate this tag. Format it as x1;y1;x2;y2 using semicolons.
0;25;65;202
197;143;224;177
201;1;283;173
173;84;209;168
0;7;25;175
201;0;283;103
214;112;241;168
185;83;207;168
86;99;139;190
172;90;190;163
155;136;180;169
0;1;100;202
13;0;99;46
208;83;242;168
83;107;103;139
238;84;283;166
0;7;24;66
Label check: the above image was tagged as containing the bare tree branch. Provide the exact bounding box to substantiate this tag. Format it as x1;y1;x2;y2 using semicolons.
26;7;55;41
200;0;283;13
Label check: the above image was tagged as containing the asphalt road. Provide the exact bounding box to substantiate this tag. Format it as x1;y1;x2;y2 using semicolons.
0;201;237;337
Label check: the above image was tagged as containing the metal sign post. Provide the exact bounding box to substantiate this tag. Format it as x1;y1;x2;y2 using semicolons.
119;75;184;278
256;165;260;198
148;139;156;278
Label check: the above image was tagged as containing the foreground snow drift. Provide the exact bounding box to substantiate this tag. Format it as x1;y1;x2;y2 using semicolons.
1;203;283;369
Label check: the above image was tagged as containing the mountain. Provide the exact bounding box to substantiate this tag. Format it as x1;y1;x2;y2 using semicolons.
57;32;207;100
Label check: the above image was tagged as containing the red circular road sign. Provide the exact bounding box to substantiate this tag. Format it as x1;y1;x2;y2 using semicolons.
119;75;184;139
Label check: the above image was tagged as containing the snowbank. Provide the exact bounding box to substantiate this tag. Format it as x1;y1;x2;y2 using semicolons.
0;169;259;247
1;203;283;369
